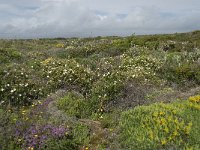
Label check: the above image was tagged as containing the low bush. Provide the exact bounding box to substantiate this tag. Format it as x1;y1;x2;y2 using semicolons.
57;92;91;118
120;95;200;149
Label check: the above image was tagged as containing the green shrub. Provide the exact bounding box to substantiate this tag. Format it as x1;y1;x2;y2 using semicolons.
90;71;125;111
42;138;78;150
120;96;200;150
72;123;90;145
57;92;91;118
0;109;20;150
41;58;94;95
159;51;200;84
0;48;22;64
0;65;45;106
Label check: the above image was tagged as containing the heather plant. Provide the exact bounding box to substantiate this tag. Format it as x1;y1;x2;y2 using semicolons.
10;95;79;150
14;123;72;150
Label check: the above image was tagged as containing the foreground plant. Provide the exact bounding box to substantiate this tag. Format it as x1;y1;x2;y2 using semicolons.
120;95;200;149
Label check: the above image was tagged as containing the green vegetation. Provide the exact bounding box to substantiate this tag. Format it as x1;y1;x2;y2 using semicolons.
120;96;200;150
0;31;200;149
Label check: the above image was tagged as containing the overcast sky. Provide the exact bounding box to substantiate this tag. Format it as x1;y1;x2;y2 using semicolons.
0;0;200;38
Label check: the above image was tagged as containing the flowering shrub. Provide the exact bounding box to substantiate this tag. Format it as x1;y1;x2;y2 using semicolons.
120;97;200;149
159;49;200;84
120;54;163;82
90;71;125;110
15;123;71;149
41;58;94;95
1;32;200;149
0;65;44;106
187;95;200;110
8;93;79;150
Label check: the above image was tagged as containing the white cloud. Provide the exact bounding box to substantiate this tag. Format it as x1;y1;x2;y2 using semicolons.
0;0;200;38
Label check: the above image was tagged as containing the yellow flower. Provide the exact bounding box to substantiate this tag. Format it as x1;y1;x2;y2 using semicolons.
163;127;169;133
161;139;167;145
85;147;89;150
41;57;53;65
28;147;34;150
159;111;165;116
160;118;166;125
173;130;178;136
172;110;177;114
168;136;172;141
189;95;200;103
184;122;192;135
186;147;193;150
149;131;154;140
21;110;26;115
174;118;179;124
167;115;173;122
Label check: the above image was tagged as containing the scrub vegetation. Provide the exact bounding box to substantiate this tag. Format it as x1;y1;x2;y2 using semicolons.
0;31;200;150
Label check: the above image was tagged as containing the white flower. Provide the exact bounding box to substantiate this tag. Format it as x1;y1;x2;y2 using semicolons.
11;88;16;93
21;72;24;75
19;94;22;97
7;84;10;87
25;83;28;87
0;88;4;92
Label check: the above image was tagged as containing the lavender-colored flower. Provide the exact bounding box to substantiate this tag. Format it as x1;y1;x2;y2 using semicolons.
14;123;70;150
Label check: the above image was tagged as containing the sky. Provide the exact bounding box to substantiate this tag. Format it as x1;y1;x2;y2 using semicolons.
0;0;200;38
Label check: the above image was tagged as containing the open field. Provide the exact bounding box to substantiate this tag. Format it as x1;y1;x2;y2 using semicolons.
0;31;200;150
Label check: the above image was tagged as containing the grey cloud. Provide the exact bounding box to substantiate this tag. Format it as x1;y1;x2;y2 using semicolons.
0;0;200;38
